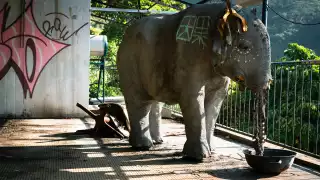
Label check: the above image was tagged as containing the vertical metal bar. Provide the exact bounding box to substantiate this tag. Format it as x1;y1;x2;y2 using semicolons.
217;103;221;124
97;61;102;102
243;88;247;132
222;98;225;126
266;86;270;139
138;0;142;19
262;0;268;26
272;65;277;140
248;90;251;133
300;65;305;150
235;85;238;130
317;64;320;155
226;86;229;127
278;65;283;143
102;57;105;102
239;86;242;131
285;65;290;145
293;65;298;147
230;84;233;128
253;92;256;136
307;63;312;151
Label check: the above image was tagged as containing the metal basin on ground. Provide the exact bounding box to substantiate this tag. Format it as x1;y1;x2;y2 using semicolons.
243;148;297;174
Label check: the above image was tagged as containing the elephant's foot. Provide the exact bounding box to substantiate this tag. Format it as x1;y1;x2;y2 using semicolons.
129;134;153;151
149;102;164;145
207;134;217;153
152;138;164;145
125;99;154;151
182;140;211;162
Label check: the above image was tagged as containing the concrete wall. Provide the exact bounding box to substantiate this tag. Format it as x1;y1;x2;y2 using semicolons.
0;0;90;118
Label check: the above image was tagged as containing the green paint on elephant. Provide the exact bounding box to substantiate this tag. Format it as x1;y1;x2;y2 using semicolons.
176;15;211;49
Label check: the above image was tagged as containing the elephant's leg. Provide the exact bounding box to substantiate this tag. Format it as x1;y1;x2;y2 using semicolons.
205;76;230;152
180;86;210;161
149;101;164;144
125;97;153;150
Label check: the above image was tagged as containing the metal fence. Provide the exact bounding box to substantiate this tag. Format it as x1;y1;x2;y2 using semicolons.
92;60;320;158
217;60;320;158
89;63;120;102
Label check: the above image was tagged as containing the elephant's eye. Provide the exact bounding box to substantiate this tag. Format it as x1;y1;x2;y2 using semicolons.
238;43;249;50
235;75;245;82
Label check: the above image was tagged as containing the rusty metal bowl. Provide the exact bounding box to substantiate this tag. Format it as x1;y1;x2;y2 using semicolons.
243;148;297;174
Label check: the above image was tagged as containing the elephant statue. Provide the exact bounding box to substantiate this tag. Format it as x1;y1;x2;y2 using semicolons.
116;2;272;161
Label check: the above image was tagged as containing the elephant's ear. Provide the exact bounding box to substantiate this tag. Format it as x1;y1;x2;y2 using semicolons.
213;4;248;57
212;16;242;58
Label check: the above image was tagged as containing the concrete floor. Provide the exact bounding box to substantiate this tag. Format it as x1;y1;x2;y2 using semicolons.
0;118;319;180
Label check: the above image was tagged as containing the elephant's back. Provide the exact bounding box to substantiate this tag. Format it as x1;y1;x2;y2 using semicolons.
117;16;167;65
116;15;182;102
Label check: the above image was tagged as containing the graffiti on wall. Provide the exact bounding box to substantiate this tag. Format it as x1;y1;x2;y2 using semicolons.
42;13;88;41
0;0;88;98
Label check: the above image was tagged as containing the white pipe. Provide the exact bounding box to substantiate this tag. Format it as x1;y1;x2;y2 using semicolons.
90;7;177;15
89;96;125;104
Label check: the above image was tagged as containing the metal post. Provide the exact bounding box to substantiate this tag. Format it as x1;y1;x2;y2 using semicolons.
102;56;105;103
138;0;142;19
262;0;268;26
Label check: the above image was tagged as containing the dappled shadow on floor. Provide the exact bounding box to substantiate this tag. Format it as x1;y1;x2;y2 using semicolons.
204;168;279;180
0;142;203;180
1;118;319;180
38;131;121;143
1;141;318;180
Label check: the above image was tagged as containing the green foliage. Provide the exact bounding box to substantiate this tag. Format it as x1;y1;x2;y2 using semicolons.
90;26;103;35
89;0;185;98
280;43;320;61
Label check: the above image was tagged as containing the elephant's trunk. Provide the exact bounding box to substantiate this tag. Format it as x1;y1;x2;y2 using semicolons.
247;35;272;93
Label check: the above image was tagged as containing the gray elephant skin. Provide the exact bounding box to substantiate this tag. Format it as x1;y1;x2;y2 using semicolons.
116;3;272;161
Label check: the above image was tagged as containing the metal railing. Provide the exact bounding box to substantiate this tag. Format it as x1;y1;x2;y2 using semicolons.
217;60;320;158
92;60;319;158
89;64;120;101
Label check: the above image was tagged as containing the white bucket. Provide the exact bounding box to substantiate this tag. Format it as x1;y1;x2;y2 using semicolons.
90;35;108;56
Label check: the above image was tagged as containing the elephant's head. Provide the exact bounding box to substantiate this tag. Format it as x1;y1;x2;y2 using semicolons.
211;6;272;92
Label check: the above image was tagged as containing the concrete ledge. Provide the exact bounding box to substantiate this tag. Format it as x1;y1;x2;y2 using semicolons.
215;126;320;172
